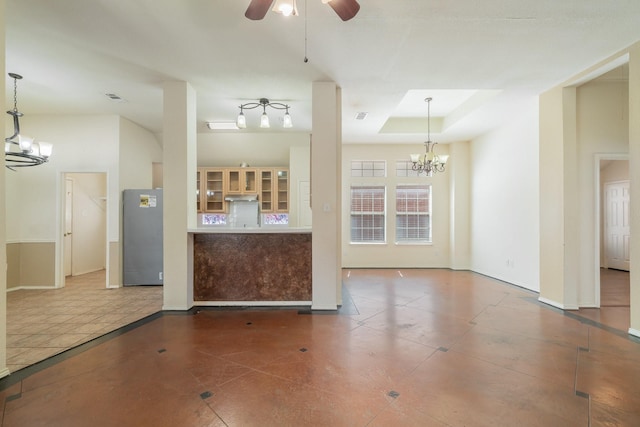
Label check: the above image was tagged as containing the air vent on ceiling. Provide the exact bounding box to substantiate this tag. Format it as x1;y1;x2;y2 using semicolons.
355;112;368;120
105;93;127;102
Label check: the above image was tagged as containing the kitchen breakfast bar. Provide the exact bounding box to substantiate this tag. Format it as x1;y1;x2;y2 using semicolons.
190;228;312;305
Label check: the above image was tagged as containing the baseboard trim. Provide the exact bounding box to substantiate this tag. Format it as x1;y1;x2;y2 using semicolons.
0;367;10;379
196;301;312;307
629;328;640;338
7;285;57;292
538;297;564;309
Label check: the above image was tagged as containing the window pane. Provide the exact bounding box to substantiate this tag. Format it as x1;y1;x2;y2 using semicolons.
350;186;385;243
395;185;431;243
351;160;386;177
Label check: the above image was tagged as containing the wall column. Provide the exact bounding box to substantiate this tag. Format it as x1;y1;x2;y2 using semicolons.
162;81;197;310
311;82;342;310
449;141;470;270
0;0;9;378
628;44;640;336
539;86;579;309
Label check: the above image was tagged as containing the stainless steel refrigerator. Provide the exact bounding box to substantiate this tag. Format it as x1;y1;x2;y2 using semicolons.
122;189;163;286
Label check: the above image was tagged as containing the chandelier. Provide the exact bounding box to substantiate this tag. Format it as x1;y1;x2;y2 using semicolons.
5;73;52;170
237;98;292;129
410;97;448;175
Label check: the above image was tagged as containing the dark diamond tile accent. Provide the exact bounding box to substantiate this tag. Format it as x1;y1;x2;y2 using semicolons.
575;390;589;399
299;348;308;352
579;346;589;352
157;348;167;353
438;347;449;352
6;392;22;402
200;391;213;399
246;322;253;326
388;390;400;398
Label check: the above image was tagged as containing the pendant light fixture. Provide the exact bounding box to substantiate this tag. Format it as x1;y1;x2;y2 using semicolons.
5;73;52;170
410;97;448;175
236;98;293;129
272;0;298;17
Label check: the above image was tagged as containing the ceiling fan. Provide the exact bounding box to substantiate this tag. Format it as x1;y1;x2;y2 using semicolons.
245;0;360;22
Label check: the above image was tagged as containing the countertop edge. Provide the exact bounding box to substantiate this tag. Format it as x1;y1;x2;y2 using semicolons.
188;227;312;234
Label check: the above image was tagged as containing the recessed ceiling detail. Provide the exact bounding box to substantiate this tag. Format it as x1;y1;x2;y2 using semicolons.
379;90;501;135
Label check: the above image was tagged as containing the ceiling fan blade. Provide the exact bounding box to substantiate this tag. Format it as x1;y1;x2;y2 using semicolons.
245;0;274;20
327;0;360;21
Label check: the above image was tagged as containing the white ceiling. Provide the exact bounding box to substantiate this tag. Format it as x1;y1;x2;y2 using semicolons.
5;0;640;144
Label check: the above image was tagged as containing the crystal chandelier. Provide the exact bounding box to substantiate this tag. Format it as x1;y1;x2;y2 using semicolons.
5;73;52;170
410;97;448;175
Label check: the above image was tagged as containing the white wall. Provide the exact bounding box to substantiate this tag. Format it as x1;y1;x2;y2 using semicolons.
5;115;119;245
576;80;629;305
341;144;451;268
470;97;540;291
119;117;163;191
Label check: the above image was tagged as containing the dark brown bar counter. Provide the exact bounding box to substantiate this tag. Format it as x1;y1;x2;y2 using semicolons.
191;229;312;304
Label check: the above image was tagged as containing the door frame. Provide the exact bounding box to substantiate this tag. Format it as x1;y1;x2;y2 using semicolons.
57;171;110;289
594;153;629;308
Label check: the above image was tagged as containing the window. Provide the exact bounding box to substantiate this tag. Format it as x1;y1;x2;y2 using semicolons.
350;186;385;243
395;160;420;177
396;185;431;243
351;161;386;177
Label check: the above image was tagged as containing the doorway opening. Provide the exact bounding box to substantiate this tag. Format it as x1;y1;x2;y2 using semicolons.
61;172;108;288
596;157;630;309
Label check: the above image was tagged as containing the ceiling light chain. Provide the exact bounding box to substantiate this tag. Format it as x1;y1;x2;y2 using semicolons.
237;98;292;129
5;73;53;170
410;97;448;176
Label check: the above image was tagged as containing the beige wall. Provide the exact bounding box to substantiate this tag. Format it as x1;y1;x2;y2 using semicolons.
628;44;640;335
539;86;571;307
197;132;309;167
0;0;7;378
6;242;55;289
341;143;451;269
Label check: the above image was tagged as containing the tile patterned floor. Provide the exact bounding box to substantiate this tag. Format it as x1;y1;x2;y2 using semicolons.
6;270;163;372
1;269;638;426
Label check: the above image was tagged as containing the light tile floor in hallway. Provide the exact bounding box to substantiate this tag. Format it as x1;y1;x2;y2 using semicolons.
6;270;163;372
1;269;639;426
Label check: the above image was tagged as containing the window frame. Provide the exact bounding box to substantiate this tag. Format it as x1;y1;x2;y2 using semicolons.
349;185;386;244
394;184;432;244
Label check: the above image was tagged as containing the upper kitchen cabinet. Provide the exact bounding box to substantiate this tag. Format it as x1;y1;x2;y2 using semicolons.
260;169;273;212
203;168;225;212
226;168;258;194
275;169;289;212
259;168;289;213
196;168;202;212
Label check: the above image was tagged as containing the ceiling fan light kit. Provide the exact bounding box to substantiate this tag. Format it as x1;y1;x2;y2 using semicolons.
245;0;360;21
272;0;298;16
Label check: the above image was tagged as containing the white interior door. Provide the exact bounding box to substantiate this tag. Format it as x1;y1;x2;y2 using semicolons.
64;178;73;276
604;181;630;271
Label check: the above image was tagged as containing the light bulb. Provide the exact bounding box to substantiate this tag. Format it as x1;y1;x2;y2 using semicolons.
283;112;293;128
236;112;246;129
18;134;33;152
260;112;270;128
39;142;53;158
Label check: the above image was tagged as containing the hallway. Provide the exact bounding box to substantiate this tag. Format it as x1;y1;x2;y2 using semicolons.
1;269;639;426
